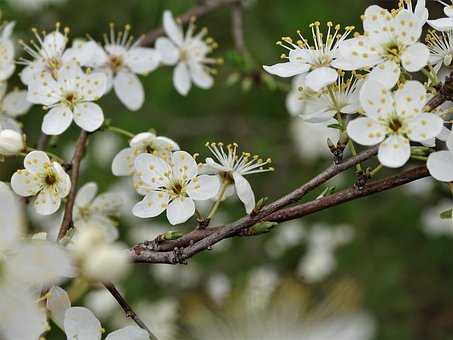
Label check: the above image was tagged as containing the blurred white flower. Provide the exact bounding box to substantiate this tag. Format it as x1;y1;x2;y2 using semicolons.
207;273;232;304
204;142;273;213
336;5;429;88
0;22;16;82
91;132;122;167
133;151;220;225
290;118;339;162
11;150;71;215
73;182;122;241
404;177;434;197
264;22;354;92
427;129;453;182
0;82;32;132
150;262;200;288
426;29;453;82
70;227;130;282
266;220;305;257
7;0;66;12
112;131;179;177
297;224;354;283
27;61;107;135
422;200;453;237
73;25;160;111
156;10;219;96
0;128;24;156
85;288;119;321
347;80;443;168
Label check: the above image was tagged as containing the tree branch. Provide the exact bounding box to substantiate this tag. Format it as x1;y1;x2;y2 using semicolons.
103;283;158;340
130;145;379;263
140;0;241;46
57;130;89;241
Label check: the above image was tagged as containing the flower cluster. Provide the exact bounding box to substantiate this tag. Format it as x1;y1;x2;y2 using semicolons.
266;0;453;174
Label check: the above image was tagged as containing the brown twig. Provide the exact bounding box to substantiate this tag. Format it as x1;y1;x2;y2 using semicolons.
231;2;248;55
131;165;430;264
130;145;379;263
37;132;50;150
57;130;89;241
103;283;158;340
139;0;241;46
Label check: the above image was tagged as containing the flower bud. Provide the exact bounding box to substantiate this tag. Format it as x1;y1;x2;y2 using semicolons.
83;244;130;282
0;129;24;156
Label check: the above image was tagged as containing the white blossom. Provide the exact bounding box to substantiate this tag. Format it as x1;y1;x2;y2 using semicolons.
11;150;71;215
19;24;90;85
422;200;453;236
133;150;220;225
428;0;453;31
427;129;453;182
72;25;161;111
27;61;107;135
335;5;429;89
73;182;123;241
156;10;219;96
347;80;443;168
264;21;354;92
0;22;16;82
204;142;273;213
0;128;24;156
0;82;32;132
426;29;453;81
112;131;179;177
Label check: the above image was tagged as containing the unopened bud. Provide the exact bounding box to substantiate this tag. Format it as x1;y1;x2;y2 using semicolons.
0;129;24;156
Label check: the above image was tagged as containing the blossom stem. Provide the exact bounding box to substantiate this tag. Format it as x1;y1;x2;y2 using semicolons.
369;164;383;178
106;125;135;139
421;67;439;86
206;179;230;221
347;139;363;172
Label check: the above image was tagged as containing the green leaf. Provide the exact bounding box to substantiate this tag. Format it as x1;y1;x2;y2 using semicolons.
327;123;343;130
440;209;453;219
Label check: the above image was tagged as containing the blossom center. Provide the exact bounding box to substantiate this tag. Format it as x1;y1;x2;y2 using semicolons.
385;42;402;61
64;92;78;107
180;49;189;62
170;181;187;197
109;55;124;72
45;172;57;185
388;117;403;133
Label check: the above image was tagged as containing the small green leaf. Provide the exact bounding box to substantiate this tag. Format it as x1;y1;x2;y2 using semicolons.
316;186;336;199
440;209;453;219
327;123;342;130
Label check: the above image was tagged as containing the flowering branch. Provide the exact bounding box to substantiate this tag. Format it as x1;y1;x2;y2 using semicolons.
140;0;241;46
58;130;89;241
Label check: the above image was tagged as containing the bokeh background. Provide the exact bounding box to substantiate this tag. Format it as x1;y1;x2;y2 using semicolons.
0;0;452;339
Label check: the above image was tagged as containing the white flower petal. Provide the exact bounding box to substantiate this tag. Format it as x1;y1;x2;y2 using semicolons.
189;62;214;89
0;182;24;249
401;42;429;72
2;90;32;117
105;326;149;340
263;61;310;78
427;151;453;182
24;150;51;172
8;241;74;285
114;71;144;111
363;5;392;34
232;172;255;214
394;80;427;117
163;10;184;45
75;182;98;207
112;148;134;176
43;31;67;58
171;150;198;181
155;37;179;65
64;307;102;340
11;169;42;197
134;153;171;188
187;175;220;201
447;131;453;150
305;67;338;92
359;79;394;120
73;102;104;132
428;17;453;31
347;117;386;146
132;191;169;219
34;186;62;215
173;62;191;96
367;60;400;89
407;113;443;142
42;105;73;135
378;135;411;168
27;70;61;106
46;286;71;330
126;47;161;74
91;193;123;215
166;196;195;225
392;9;422;45
78;72;107;101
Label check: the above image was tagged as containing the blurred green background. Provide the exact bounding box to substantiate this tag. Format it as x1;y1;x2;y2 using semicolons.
1;0;453;339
